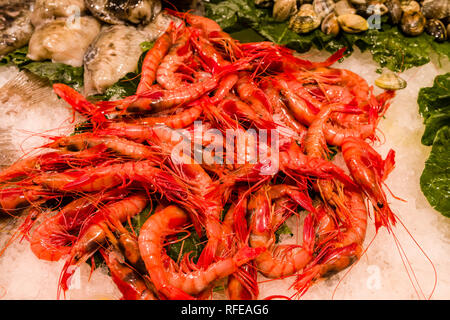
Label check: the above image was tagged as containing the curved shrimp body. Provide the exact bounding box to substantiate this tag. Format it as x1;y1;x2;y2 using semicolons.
211;73;239;103
341;137;396;230
248;186;315;278
32;161;180;198
59;193;149;292
138;205;263;299
264;83;307;141
136;25;174;94
277;79;316;126
132;104;202;129
293;190;368;296
236;72;272;121
156;30;192;90
305;106;349;219
0;151;100;182
190;32;230;74
101;247;158;300
30;197;98;261
49;133;157;160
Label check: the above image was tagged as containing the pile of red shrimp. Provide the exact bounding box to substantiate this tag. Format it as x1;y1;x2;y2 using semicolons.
0;11;400;300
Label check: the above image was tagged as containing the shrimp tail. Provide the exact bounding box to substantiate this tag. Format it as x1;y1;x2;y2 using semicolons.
196;237;219;268
292;243;360;297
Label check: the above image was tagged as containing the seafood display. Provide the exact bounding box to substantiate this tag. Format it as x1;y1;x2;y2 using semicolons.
260;0;450;41
0;0;166;95
0;10;417;300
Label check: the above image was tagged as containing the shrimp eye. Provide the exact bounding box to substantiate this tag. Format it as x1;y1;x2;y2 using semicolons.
377;202;384;209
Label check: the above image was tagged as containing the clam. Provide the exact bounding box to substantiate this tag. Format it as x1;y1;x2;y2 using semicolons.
425;19;448;42
400;0;420;14
289;4;321;33
273;0;297;22
313;0;335;20
334;0;357;16
375;71;407;90
400;10;426;36
337;13;369;33
421;0;450;20
385;0;403;25
321;12;340;36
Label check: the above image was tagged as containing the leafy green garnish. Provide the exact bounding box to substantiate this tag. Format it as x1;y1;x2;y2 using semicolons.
418;73;450;218
0;46;29;67
166;229;206;264
275;222;293;243
420;126;450;217
418;73;450;146
0;46;84;90
22;62;84;90
205;0;449;72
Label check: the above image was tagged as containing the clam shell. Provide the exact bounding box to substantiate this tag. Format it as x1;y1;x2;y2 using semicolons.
422;0;450;20
321;12;340;36
400;11;426;36
385;0;402;24
334;0;356;16
289;4;321;33
375;71;407;90
273;0;298;22
400;0;420;14
425;19;448;42
337;13;368;33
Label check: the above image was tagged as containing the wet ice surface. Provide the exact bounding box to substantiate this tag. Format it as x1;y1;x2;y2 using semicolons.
0;50;449;300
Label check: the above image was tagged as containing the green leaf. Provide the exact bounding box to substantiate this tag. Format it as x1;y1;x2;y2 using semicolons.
166;229;206;264
140;41;155;52
418;73;450;218
420;126;450;217
22;62;84;90
275;222;293;243
0;46;84;90
0;46;29;67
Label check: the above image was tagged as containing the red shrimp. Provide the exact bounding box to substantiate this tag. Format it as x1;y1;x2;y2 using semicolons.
0;147;107;183
341;137;396;230
0;187;53;215
304;105;350;220
138;205;264;299
98;69;232;113
211;73;239;103
248;185;316;278
101;247;158;300
166;10;241;59
236;72;272;118
32;161;183;201
136;24;174;94
47;133;157;160
30;195;105;261
59;193;149;292
52;84;104;124
156;29;192;90
280;142;356;188
131;104;202;129
190;31;230;74
293;190;368;296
